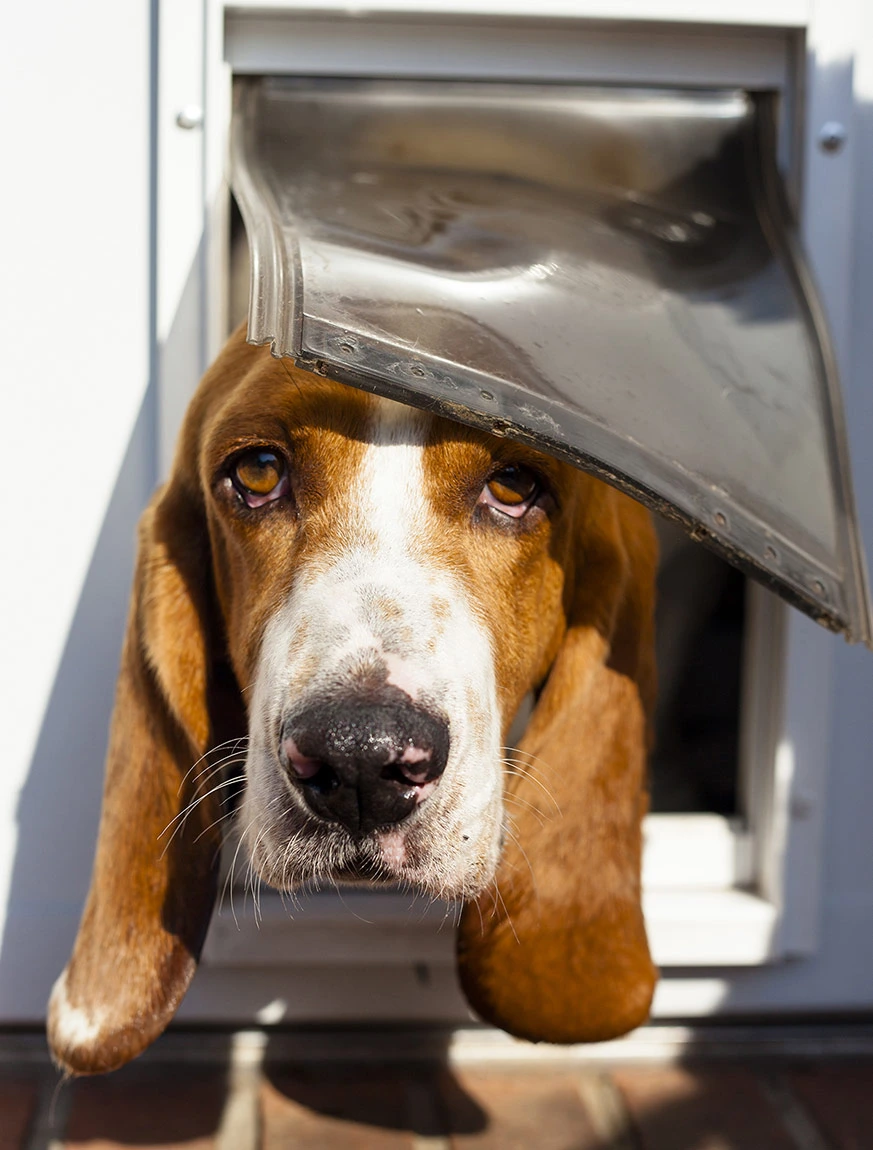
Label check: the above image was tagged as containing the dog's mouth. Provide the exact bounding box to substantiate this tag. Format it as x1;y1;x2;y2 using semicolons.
244;787;499;901
310;814;426;880
330;844;407;885
243;791;431;888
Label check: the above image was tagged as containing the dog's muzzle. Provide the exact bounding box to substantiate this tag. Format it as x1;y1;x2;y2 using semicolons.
280;698;450;835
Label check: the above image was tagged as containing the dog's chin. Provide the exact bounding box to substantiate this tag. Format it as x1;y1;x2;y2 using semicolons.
244;807;501;903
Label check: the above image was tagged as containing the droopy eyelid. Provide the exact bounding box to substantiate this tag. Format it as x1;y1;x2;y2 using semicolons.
205;426;294;487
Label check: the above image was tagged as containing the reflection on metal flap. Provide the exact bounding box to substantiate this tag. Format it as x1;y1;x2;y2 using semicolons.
231;76;872;645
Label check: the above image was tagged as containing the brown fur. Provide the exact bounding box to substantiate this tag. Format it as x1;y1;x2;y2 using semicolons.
48;327;658;1073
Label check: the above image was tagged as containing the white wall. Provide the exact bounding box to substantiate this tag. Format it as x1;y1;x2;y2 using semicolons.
0;0;154;1016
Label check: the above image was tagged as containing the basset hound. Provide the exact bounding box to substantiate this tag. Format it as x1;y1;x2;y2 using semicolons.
48;325;658;1075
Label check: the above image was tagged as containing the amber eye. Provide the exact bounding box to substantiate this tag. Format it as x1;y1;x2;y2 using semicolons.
479;464;541;519
488;466;537;505
230;450;289;508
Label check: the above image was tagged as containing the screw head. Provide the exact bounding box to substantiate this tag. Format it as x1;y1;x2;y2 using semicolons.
176;104;204;130
818;121;847;153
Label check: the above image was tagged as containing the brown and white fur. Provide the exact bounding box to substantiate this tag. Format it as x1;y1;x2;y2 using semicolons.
48;326;658;1075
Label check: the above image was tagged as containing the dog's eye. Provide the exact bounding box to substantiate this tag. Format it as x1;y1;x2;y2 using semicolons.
479;465;540;518
230;450;289;508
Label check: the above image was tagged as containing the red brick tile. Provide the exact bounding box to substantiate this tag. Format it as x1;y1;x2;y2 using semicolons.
0;1078;38;1150
444;1069;604;1149
612;1066;796;1150
790;1061;873;1150
261;1066;417;1149
64;1070;225;1149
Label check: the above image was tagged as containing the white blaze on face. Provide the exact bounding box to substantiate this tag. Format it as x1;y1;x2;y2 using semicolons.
242;397;505;898
364;399;427;552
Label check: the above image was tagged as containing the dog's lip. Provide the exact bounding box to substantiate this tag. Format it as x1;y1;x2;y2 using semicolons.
329;831;412;880
331;859;398;884
376;827;408;869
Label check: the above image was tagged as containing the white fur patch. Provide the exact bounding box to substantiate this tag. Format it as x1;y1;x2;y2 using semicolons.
362;398;429;554
49;969;105;1048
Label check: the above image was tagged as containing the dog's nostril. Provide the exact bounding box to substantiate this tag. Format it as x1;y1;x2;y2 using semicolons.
396;745;436;785
302;763;341;794
381;754;433;788
281;738;341;793
283;736;320;779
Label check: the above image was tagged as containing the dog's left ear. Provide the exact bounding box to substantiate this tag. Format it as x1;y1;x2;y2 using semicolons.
457;485;658;1044
47;473;238;1075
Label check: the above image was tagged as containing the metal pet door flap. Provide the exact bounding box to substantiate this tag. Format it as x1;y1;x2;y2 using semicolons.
231;76;872;645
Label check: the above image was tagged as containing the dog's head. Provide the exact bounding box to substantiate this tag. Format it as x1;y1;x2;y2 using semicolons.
48;328;658;1074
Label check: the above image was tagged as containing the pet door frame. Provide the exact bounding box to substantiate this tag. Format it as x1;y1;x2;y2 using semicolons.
154;0;861;1012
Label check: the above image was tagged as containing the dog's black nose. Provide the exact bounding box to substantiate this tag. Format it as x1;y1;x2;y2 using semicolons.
281;700;449;835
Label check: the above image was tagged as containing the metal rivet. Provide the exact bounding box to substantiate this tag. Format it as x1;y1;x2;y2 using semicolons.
338;341;356;355
818;121;847;153
812;578;826;596
480;390;494;401
765;545;777;561
714;510;727;528
176;104;204;130
409;365;426;378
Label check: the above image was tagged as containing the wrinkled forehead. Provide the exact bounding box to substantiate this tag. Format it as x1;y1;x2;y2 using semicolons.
194;342;574;514
200;356;376;474
198;353;470;482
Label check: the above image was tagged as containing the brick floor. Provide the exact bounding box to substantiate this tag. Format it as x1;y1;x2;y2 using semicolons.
613;1066;801;1150
261;1065;419;1148
4;1051;873;1148
63;1068;225;1150
444;1068;604;1149
789;1061;873;1150
0;1076;38;1150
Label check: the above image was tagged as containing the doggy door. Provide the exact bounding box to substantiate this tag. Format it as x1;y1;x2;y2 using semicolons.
231;76;872;646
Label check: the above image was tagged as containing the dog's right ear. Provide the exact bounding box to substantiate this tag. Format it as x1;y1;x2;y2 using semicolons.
457;486;658;1044
48;474;237;1075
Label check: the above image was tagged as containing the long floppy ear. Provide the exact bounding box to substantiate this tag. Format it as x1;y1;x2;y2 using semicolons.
457;485;658;1044
48;477;239;1075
